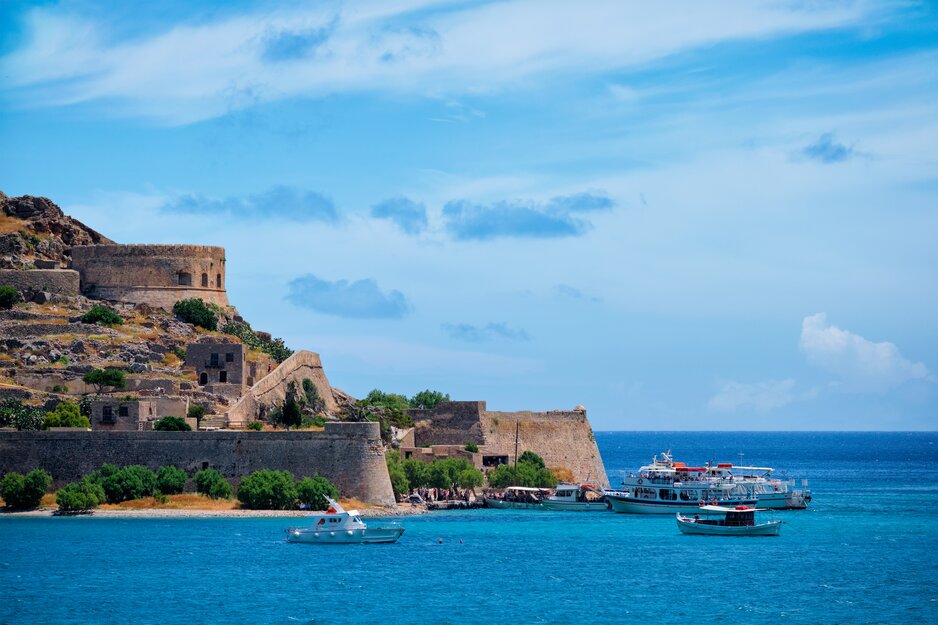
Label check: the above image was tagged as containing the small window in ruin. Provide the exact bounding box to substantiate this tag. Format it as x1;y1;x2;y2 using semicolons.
225;352;234;362
201;273;208;287
210;353;219;365
102;406;113;422
247;377;254;386
178;272;192;286
119;406;129;417
219;370;227;383
216;273;222;289
199;372;208;385
202;462;209;470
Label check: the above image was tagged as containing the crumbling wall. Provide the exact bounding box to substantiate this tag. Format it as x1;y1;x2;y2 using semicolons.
225;350;338;426
0;422;394;505
410;401;487;446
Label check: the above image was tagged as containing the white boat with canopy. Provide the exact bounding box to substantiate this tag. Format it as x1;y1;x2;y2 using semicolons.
285;498;404;544
676;505;782;536
484;486;551;509
541;483;610;511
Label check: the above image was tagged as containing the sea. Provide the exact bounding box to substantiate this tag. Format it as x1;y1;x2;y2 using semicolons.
1;432;936;625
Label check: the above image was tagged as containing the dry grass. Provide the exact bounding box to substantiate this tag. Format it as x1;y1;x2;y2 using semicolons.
550;466;576;483
0;353;14;362
98;494;239;511
339;498;373;510
0;214;28;234
40;493;57;507
161;353;182;367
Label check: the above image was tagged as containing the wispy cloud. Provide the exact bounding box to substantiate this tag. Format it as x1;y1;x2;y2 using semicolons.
442;192;613;240
708;379;799;413
442;322;531;343
261;20;337;62
162;186;338;222
799;313;930;391
553;284;601;303
0;2;878;123
286;274;411;319
802;133;855;163
370;197;428;234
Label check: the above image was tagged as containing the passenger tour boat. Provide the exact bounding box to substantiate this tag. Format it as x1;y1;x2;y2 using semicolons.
285;498;404;544
540;483;610;511
676;505;782;536
604;451;758;514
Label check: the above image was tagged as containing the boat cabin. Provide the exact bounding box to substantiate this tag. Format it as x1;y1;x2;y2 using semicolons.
692;505;764;527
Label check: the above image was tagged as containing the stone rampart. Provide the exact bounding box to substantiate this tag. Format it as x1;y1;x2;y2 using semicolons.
226;350;338;426
70;244;228;309
0;422;394;505
409;401;609;488
0;269;80;295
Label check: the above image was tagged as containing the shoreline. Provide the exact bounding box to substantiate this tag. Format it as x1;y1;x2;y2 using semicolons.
0;503;430;519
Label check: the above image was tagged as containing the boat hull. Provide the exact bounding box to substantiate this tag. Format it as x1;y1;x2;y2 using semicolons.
754;491;809;509
607;495;757;515
484;498;542;510
676;517;781;536
540;500;610;512
286;527;404;544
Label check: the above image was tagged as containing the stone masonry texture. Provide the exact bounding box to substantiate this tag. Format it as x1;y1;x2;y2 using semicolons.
0;422;395;505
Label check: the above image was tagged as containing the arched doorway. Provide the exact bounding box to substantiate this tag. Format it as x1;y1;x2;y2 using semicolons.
199;372;208;385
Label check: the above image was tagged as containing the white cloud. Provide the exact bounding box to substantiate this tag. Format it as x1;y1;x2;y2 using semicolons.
708;379;799;413
799;313;930;391
1;0;879;123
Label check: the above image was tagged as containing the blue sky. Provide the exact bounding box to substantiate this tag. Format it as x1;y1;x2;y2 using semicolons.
2;0;936;430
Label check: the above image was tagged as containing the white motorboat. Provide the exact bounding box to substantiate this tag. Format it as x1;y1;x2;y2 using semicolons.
484;486;551;509
285;498;404;544
541;483;610;511
676;505;782;536
702;463;811;509
604;451;757;514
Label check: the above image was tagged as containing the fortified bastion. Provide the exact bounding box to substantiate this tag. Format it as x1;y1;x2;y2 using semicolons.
70;244;228;309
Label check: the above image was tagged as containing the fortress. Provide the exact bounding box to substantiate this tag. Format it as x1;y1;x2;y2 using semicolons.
70;244;229;309
1;192;609;506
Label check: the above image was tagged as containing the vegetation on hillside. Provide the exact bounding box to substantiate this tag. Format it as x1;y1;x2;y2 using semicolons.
172;298;218;330
42;401;90;429
221;321;293;363
487;451;557;489
80;305;123;326
0;469;52;509
82;368;126;393
0;285;18;309
153;416;191;431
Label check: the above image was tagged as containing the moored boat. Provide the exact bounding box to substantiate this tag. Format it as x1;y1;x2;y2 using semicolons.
541;483;610;511
484;486;551;509
285;498;404;544
676;505;782;536
604;451;757;514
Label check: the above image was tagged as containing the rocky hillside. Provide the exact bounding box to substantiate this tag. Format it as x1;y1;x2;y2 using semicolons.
1;192;112;269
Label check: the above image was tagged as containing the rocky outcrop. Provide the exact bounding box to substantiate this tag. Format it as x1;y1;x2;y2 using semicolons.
0;193;113;269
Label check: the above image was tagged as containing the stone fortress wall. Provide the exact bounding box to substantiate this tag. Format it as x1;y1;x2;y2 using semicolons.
410;401;609;488
0;269;80;296
69;244;228;309
0;422;395;505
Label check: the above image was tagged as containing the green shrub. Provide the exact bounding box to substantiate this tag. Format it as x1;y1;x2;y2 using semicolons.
296;476;339;510
518;451;546;469
401;458;430;490
300;414;326;429
193;468;231;499
42;401;90;429
81;305;123;326
281;383;302;429
386;453;409;497
82;368;126;393
409;389;450;410
173;346;186;360
55;478;105;513
155;466;187;495
186;404;206;429
457;467;484;490
237;469;297;510
99;465;157;503
464;443;479;453
153;416;191;431
172;298;217;330
487;461;557;489
221;321;293;363
51;384;67;393
0;398;44;431
0;285;19;309
246;420;263;431
0;469;52;509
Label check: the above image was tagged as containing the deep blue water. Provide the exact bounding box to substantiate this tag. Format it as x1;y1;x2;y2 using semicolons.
1;432;937;625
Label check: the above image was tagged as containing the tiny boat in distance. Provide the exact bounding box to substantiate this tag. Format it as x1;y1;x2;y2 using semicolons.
285;498;404;544
541;483;610;511
676;505;782;536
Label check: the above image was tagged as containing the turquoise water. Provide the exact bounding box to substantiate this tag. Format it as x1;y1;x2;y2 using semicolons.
2;432;936;624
